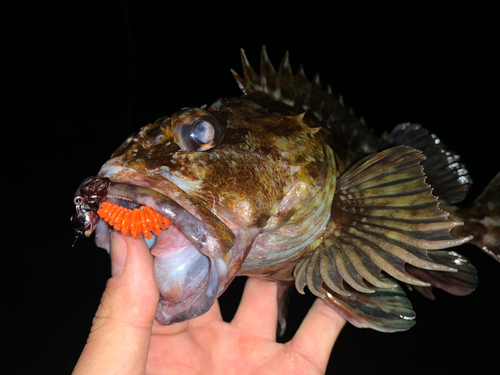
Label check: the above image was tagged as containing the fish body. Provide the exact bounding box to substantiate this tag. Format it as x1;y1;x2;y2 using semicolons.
72;48;499;332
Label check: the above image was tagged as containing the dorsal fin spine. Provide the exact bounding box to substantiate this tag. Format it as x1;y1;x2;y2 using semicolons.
233;48;380;155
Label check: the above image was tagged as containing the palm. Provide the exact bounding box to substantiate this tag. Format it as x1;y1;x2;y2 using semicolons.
72;235;345;375
146;279;344;375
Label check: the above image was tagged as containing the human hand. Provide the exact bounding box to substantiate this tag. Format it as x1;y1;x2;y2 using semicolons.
72;232;345;375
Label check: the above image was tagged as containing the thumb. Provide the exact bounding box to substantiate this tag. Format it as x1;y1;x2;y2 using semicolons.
73;232;159;375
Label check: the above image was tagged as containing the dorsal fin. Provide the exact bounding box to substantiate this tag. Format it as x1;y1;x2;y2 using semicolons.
382;123;473;204
231;47;380;155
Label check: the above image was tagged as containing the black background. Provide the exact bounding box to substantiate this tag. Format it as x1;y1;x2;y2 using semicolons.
4;1;499;374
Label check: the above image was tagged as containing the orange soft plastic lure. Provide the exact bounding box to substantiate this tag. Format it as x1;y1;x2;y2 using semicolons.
97;201;170;240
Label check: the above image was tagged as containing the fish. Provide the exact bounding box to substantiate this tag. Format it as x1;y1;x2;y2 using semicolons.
71;47;500;332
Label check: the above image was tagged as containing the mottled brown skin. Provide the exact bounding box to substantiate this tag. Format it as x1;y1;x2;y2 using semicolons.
90;96;325;324
79;48;498;331
94;90;348;327
107;96;338;279
98;50;380;298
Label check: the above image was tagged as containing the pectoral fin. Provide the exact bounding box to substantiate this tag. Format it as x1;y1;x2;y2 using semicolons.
293;145;473;331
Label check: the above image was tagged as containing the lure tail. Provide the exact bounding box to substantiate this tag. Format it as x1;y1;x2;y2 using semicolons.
445;172;500;262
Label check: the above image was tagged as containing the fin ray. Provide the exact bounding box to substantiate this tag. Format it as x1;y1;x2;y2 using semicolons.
318;248;350;296
293;146;472;308
321;274;416;332
406;250;478;299
382;123;472;204
233;48;380;156
331;244;374;293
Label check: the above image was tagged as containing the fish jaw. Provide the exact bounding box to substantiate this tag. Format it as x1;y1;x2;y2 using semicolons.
153;225;261;325
98;159;236;259
75;167;259;325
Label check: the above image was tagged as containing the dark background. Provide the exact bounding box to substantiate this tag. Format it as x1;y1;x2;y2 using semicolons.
4;1;499;374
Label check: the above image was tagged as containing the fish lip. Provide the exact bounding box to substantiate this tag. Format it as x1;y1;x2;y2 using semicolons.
95;170;236;259
86;178;226;325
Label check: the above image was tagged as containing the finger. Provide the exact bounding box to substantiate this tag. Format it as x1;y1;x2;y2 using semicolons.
231;278;278;340
103;232;159;325
290;298;345;372
73;232;158;375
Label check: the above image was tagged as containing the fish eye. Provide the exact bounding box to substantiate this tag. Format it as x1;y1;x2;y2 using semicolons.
173;112;223;151
191;121;215;145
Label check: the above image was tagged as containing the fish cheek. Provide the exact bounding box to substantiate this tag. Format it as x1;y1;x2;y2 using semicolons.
200;155;290;228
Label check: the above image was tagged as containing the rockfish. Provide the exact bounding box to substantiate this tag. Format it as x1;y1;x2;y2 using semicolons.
71;47;499;332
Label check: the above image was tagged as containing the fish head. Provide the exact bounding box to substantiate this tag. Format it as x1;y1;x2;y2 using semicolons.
73;95;334;325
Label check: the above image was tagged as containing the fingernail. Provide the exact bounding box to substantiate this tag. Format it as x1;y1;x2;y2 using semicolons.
110;232;127;277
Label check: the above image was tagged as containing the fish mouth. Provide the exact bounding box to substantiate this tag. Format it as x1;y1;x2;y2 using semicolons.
75;175;235;325
98;181;235;259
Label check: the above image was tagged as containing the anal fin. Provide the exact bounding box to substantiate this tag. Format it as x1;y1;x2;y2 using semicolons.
321;274;416;332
